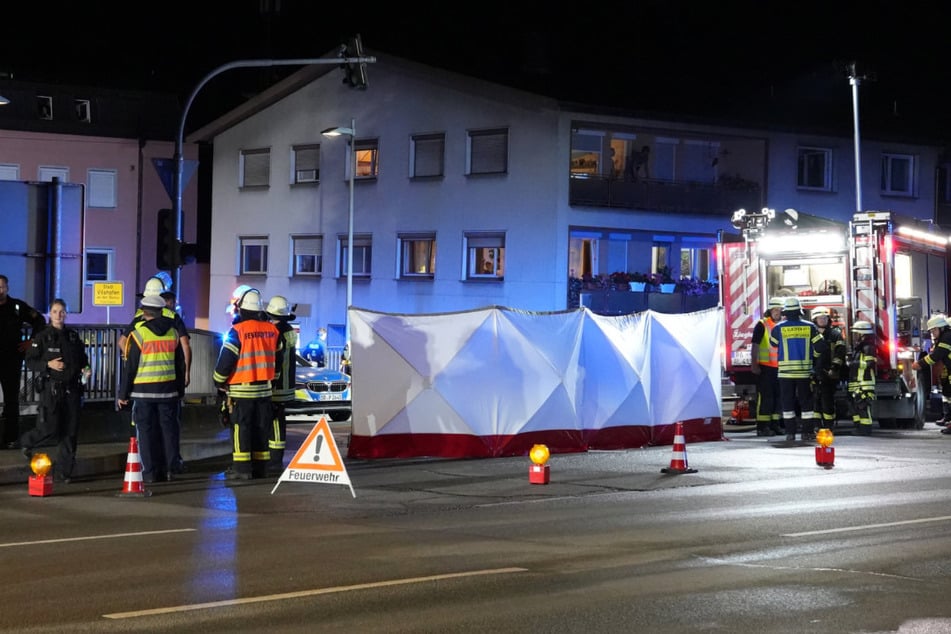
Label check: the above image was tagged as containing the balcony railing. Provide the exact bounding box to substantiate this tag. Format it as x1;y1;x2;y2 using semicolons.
569;175;761;216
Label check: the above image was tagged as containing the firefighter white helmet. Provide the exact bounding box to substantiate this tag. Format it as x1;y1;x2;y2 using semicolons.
265;295;295;319
811;306;831;319
927;314;949;331
142;276;166;297
238;289;262;312
782;297;802;313
852;320;874;335
768;297;784;310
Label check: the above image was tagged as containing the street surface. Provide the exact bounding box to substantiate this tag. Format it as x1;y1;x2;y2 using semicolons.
2;418;951;633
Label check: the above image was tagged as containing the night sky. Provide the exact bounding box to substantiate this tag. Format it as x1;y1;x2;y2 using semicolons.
3;0;951;138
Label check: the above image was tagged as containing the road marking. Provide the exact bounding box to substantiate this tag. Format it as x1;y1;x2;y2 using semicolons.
103;567;529;619
782;515;951;537
0;528;195;548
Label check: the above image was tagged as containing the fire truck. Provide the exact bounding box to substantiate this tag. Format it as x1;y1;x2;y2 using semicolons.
719;208;951;429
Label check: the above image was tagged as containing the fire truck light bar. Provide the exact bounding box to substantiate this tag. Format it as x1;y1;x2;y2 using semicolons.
896;225;950;247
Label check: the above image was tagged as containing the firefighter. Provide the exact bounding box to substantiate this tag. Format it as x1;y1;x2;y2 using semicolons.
847;320;877;435
213;289;279;479
750;297;784;436
912;314;951;432
811;306;847;430
265;295;297;474
769;297;826;443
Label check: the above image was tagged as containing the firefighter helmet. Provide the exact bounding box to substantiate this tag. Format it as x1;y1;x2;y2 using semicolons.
852;320;874;335
811;306;831;320
927;314;949;331
782;297;802;313
265;295;296;319
768;297;784;310
237;289;262;312
142;276;166;297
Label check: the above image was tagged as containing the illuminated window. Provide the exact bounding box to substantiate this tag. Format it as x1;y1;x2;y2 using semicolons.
464;232;505;280
398;233;436;278
351;139;379;179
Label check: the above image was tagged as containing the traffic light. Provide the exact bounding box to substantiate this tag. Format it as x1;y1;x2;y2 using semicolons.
339;34;368;90
156;208;181;270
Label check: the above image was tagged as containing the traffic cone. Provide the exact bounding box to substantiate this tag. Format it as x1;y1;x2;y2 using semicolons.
117;436;151;497
661;422;697;474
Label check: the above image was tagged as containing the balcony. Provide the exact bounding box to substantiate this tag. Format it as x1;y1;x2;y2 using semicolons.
569;175;761;216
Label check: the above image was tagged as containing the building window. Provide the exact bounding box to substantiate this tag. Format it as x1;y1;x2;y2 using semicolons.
938;165;951;205
240;148;270;188
410;133;445;178
85;248;113;283
797;147;832;191
38;166;69;182
881;153;916;196
87;169;116;208
398;233;436;278
292;235;323;276
37;95;52;120
338;234;372;278
74;99;91;123
351;139;379;179
570;129;605;179
291;144;319;184
680;243;717;281
464;232;505;279
0;164;19;180
239;236;269;275
467;128;508;175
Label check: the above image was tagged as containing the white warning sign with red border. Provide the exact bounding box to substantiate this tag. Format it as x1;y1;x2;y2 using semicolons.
270;415;355;497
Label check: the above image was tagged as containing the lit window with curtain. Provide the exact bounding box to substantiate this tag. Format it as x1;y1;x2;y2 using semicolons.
398;233;436;278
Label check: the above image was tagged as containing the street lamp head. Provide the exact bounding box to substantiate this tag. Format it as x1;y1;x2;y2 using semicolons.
321;126;354;138
0;95;9;106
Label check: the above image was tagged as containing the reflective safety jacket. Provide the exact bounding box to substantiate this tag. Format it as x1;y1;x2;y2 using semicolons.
120;317;180;401
847;338;877;393
271;320;297;403
922;328;951;368
213;318;278;399
752;316;779;367
769;316;825;379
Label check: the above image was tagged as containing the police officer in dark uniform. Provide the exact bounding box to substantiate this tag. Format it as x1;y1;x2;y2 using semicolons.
21;298;89;482
0;274;46;449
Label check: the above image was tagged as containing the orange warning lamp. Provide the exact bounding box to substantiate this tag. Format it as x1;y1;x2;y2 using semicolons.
30;453;52;477
28;453;54;497
816;428;834;448
529;444;550;466
528;444;550;484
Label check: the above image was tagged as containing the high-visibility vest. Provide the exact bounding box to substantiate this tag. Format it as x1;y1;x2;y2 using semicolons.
130;321;178;399
771;318;822;379
228;319;278;386
756;316;779;367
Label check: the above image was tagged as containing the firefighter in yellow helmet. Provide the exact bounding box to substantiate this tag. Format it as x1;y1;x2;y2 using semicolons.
750;297;784;436
848;320;877;435
264;295;297;474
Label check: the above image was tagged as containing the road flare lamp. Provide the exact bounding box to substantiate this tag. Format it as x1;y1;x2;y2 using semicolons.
815;428;835;469
28;453;54;497
529;444;550;484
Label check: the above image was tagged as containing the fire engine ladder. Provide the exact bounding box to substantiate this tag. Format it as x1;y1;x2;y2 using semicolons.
849;214;890;343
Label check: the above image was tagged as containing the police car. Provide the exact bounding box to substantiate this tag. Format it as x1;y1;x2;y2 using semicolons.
286;353;352;421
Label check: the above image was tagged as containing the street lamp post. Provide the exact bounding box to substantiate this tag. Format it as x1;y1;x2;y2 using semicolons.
321;119;356;346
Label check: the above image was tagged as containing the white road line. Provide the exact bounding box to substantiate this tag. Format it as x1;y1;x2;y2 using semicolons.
0;528;196;548
103;567;529;619
783;515;951;537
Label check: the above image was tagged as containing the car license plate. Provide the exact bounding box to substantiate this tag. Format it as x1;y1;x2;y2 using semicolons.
319;393;343;401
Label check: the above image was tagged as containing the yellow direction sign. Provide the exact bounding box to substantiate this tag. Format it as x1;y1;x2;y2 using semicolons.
92;282;124;306
271;415;355;497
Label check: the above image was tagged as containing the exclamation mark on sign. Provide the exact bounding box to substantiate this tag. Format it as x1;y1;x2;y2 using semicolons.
312;434;324;462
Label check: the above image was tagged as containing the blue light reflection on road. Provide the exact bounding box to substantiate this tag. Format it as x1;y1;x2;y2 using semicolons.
188;476;237;602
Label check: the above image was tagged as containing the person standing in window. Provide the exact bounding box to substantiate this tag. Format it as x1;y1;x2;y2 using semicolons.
21;298;88;483
0;274;46;449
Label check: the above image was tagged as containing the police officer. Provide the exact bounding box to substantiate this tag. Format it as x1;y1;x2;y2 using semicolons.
21;298;89;483
769;297;826;443
0;274;46;449
265;296;297;474
750;297;784;436
913;314;951;434
848;320;878;436
117;295;183;483
811;306;847;430
213;289;279;480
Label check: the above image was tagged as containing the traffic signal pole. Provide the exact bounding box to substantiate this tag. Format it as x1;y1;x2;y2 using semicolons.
171;48;375;298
